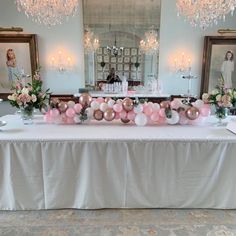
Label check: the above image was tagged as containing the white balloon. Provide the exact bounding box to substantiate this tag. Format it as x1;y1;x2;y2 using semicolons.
194;99;204;109
152;103;160;111
166;110;180;125
135;113;147;126
74;115;81;124
100;102;108;112
67;100;75;108
134;104;143;114
85;107;94;118
108;99;115;108
91;101;100;110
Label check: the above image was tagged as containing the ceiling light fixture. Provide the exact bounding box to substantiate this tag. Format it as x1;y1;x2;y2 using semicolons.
15;0;79;26
176;0;236;29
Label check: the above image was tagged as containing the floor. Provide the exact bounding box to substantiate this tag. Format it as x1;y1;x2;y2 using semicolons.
0;209;236;236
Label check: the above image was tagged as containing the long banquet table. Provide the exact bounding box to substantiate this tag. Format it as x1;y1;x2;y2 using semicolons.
0;114;236;210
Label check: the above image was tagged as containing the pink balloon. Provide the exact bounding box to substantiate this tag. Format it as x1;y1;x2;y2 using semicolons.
127;110;136;121
158;116;167;125
171;99;181;110
66;117;75;124
96;97;104;103
200;104;211;117
44;113;53;123
120;110;127;119
74;103;83;113
61;113;67;123
159;108;166;118
115;112;121;120
66;108;76;118
150;111;159;122
179;111;189;125
143;105;153;116
189;115;206;125
50;108;60;118
113;103;123;113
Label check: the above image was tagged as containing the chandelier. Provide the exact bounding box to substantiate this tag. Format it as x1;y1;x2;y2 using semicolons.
84;29;100;54
15;0;79;26
176;0;236;29
107;36;124;57
139;29;159;55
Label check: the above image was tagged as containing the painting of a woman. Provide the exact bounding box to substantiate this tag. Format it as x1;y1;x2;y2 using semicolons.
221;50;234;88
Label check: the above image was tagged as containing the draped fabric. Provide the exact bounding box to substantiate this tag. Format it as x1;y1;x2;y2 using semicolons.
0;115;236;210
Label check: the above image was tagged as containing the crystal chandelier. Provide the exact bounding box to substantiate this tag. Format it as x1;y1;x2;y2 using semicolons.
15;0;79;26
176;0;236;29
139;29;159;55
84;29;100;54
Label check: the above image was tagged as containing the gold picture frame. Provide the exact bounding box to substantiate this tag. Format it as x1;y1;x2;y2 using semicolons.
201;36;236;96
0;34;39;99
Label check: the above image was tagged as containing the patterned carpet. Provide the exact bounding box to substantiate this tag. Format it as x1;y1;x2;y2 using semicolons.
0;209;236;236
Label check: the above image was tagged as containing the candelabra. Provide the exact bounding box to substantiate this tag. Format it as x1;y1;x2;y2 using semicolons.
182;67;198;100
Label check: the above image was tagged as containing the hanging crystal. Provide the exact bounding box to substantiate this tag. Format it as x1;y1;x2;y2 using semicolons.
15;0;79;26
176;0;236;29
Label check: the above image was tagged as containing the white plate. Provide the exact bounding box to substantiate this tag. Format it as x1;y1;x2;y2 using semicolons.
0;121;7;127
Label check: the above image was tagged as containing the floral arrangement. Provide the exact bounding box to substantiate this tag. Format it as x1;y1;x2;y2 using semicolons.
202;75;236;119
8;70;50;115
44;93;211;126
202;75;236;108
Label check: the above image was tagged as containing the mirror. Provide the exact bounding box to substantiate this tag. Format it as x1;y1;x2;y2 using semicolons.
82;0;161;90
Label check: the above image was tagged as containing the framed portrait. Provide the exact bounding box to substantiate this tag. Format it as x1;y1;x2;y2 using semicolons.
201;36;236;96
0;34;38;99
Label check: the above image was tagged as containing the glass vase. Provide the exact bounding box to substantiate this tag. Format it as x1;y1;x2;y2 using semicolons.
20;106;34;125
214;105;228;126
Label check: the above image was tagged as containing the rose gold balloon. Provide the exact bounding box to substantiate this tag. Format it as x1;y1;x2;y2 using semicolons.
122;98;134;112
94;109;103;121
58;102;68;112
104;108;115;121
160;101;170;109
104;97;111;103
121;118;130;123
185;107;200;120
79;93;93;107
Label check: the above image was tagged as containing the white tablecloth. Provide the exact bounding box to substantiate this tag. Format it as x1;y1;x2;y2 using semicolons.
0;115;236;210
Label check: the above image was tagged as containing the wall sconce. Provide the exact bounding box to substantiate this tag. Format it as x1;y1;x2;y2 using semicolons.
173;52;191;73
50;50;72;73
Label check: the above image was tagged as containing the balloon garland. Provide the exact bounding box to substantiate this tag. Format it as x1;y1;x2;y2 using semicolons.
44;93;211;126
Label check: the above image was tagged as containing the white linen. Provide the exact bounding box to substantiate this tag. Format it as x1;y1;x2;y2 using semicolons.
0;115;236;210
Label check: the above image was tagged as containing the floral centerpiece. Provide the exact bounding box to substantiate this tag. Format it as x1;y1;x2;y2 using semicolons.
8;69;50;123
202;75;236;122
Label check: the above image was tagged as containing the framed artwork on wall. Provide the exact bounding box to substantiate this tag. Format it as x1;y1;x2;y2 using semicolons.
201;36;236;96
0;34;38;99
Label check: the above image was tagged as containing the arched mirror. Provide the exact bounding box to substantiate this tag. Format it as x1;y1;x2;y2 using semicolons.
83;0;161;91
